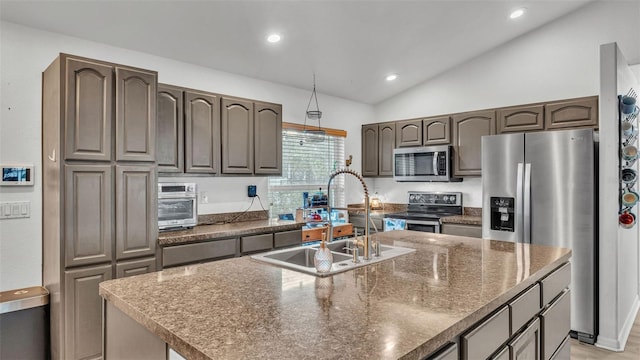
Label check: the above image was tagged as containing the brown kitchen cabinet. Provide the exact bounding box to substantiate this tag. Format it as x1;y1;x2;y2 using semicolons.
115;257;157;278
379;122;396;176
545;96;598;130
396;119;422;147
510;318;541;360
64;164;113;268
497;104;544;134
441;223;482;238
423;115;451;145
221;96;254;174
452;110;496;176
115;165;157;260
63;57;113;162
157;84;184;173
254;101;283;175
43;53;159;360
185;90;220;174
115;66;157;162
362;124;379;176
64;264;112;360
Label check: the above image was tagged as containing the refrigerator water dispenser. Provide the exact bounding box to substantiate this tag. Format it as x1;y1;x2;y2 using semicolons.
490;197;514;232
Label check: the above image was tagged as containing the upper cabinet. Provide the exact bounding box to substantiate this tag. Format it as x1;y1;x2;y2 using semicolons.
379;122;396;176
64;57;113;162
254;102;282;175
362;124;379;177
184;90;220;174
156;84;184;173
497;104;544;134
115;67;156;162
156;85;283;176
221;97;254;174
395;119;422;147
545;96;598;130
423;116;451;145
362;122;395;177
452;110;496;176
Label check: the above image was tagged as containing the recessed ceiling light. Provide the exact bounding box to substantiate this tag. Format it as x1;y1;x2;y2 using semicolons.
510;8;526;19
385;74;398;82
267;34;281;43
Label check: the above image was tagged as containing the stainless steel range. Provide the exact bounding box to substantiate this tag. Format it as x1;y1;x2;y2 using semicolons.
384;191;462;233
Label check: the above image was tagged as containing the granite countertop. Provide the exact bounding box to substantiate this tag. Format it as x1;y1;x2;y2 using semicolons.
158;219;305;246
101;231;570;360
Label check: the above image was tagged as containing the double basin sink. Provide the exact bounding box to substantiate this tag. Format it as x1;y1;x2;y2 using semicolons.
251;239;415;277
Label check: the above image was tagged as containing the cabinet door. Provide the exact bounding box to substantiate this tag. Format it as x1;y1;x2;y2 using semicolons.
65;165;113;267
395;119;422;147
157;84;184;173
378;123;396;176
64;57;113;161
64;264;112;360
222;97;254;174
241;233;273;254
361;124;379;176
423;116;451;145
452;110;496;176
274;229;302;248
497;104;544;134
115;165;157;260
115;66;157;162
185;91;220;173
254;102;282;175
545;96;598;130
509;318;541;360
115;257;157;278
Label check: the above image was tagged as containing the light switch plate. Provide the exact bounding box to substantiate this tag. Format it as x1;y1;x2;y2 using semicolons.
0;201;30;219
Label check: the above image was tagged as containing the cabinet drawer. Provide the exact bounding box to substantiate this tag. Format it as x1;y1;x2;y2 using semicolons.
441;223;482;238
427;342;457;360
274;230;302;248
116;257;157;278
241;233;273;254
333;223;353;238
162;239;237;268
462;306;510;360
540;262;571;306
549;335;570;360
540;290;571;360
509;283;541;334
303;227;325;242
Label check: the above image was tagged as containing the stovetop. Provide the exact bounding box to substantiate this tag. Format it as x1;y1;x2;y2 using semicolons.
385;191;463;220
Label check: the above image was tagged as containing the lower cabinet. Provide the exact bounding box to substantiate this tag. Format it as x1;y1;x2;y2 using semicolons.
64;264;112;360
540;290;571;360
461;306;510;359
441;223;482;238
162;238;238;268
116;257;157;278
510;318;541;360
274;229;302;248
241;233;273;254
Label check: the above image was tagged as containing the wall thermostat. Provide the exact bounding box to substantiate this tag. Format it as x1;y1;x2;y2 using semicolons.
1;164;35;186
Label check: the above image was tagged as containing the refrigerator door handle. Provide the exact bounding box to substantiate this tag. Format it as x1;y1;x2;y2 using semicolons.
516;163;524;243
523;163;532;244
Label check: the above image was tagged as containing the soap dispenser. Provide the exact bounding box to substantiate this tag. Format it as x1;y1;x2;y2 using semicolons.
314;232;333;273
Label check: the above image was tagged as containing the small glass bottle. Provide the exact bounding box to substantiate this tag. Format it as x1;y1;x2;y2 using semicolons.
314;232;333;273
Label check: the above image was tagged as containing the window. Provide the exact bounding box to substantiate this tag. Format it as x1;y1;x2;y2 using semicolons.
268;124;346;217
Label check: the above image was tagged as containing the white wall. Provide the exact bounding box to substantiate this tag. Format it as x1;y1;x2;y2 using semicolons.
0;21;373;291
372;0;640;207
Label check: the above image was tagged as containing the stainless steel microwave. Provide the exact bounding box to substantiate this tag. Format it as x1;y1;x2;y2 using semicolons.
393;145;461;182
158;183;198;231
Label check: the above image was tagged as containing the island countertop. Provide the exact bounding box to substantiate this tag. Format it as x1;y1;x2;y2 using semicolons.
100;231;571;360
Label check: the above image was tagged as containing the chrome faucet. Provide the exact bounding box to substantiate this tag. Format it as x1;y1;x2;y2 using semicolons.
326;169;373;260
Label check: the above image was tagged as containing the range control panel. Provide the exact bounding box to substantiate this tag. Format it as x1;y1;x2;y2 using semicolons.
408;192;462;206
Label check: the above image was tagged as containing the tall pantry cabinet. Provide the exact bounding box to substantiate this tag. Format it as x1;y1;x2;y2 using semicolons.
42;54;158;360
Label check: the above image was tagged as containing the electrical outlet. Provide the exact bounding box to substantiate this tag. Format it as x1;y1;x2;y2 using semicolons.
200;191;208;204
248;185;257;197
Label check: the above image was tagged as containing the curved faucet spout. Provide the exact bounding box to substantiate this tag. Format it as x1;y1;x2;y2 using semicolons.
327;169;372;260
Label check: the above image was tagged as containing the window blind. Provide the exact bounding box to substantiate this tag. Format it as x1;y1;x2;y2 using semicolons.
268;129;345;216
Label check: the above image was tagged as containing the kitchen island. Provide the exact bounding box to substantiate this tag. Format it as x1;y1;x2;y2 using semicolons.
99;231;571;360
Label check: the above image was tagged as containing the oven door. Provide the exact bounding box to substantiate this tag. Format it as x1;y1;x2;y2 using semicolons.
405;219;441;233
158;197;197;230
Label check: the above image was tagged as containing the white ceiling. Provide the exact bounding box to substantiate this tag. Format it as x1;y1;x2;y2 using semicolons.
0;0;595;104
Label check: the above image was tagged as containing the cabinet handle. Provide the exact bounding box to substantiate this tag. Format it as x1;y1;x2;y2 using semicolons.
48;149;56;162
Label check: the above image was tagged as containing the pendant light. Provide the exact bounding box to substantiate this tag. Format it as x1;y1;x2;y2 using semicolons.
303;74;325;136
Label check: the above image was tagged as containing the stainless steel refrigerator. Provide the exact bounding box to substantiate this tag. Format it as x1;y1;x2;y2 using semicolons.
481;128;597;344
